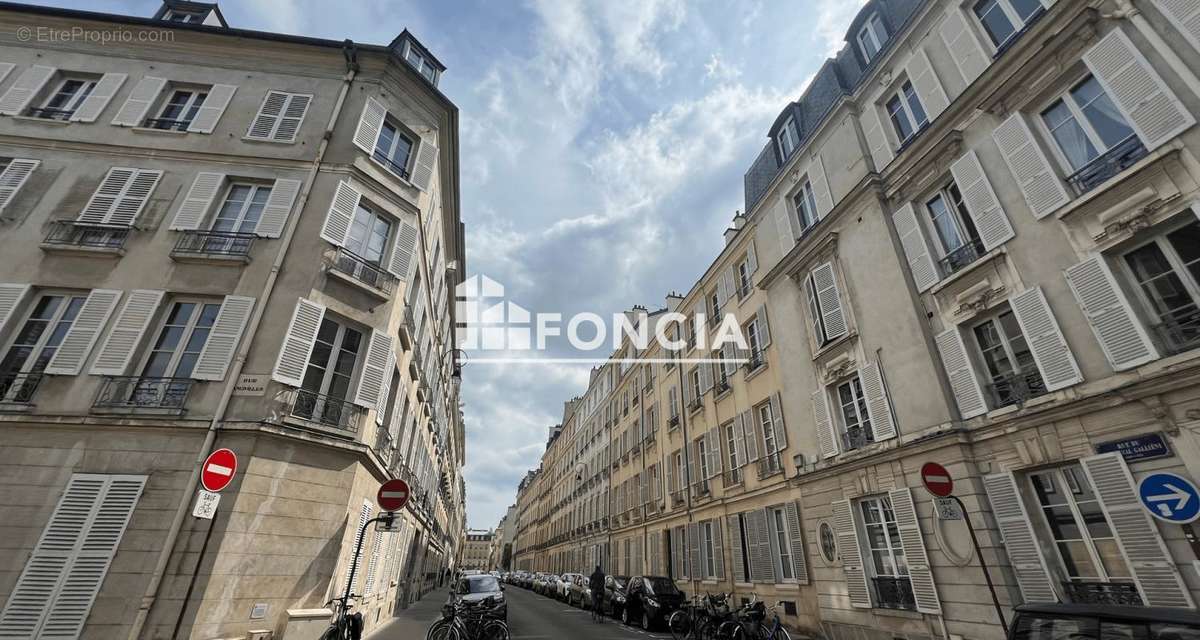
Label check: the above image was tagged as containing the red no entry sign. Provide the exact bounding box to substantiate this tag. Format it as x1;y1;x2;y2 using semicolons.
201;448;238;492
378;479;410;511
921;462;954;497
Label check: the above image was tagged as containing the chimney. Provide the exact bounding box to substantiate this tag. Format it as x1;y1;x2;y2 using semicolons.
724;211;746;245
665;292;684;312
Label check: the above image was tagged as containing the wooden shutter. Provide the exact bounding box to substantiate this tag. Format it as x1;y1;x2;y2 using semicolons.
67;73;126;124
192;295;255;381
187;83;237;133
271;298;326;387
707;427;722;478
0;158;40;212
0;284;31;336
0;63;12;86
832;499;871;608
892;203;940;292
375;350;395;426
951;150;1014;250
1065;256;1159;370
888;489;941;613
43;289;122;376
410;139;439;192
247;91;311;142
813;387;839;458
812;262;848;339
345;501;373;593
935;326;988;419
698;358;713;394
111;76;165;126
982;472;1058;603
353;97;387;156
769;392;788;453
860;361;897;442
665;451;676;493
774;199;799;257
320;180;362;246
77;168;162;226
784;502;809;584
363;525;383;594
809;154;834;217
861;105;894;171
255;178;302;238
89;290;164;376
0;474;145;639
712;520;725;580
354;329;394;407
728;515;746;582
730;420;745;470
741;410;761;463
1009;287;1083;390
273;93;311;142
907;48;950;120
388;222;418;280
1083;29;1195;151
688;440;700;489
993;112;1071;219
752;509;775;583
688;523;701;580
940;9;988;85
0;65;55;115
756;306;771;348
746;240;758;275
1080;453;1194;608
1153;0;1200;53
671;527;684;579
169;172;225;231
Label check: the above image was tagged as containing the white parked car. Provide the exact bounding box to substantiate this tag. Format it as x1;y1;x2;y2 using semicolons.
557;573;584;601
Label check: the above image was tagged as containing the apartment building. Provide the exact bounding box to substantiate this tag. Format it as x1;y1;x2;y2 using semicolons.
510;0;1200;639
0;2;466;639
461;531;494;571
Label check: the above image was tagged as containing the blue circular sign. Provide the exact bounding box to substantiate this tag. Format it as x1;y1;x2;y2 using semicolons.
1137;472;1200;524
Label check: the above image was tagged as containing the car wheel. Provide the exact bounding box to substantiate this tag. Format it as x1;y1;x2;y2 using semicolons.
644;611;654;631
621;606;631;626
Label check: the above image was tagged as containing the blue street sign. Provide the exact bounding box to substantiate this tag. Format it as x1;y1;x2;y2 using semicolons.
1138;472;1200;524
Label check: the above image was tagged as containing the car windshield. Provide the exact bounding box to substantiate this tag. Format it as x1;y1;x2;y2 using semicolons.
644;577;679;595
613;578;626;588
462;577;500;594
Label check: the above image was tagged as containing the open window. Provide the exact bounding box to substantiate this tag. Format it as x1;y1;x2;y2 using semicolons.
111;76;235;133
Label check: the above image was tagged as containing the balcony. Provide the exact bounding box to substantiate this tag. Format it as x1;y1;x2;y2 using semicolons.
1066;136;1149;196
743;354;764;372
328;247;397;297
687;398;702;412
94;377;192;413
1153;312;1200;356
286;389;364;435
144;117;192;132
872;576;917;611
757;454;783;480
713;380;730;396
842;426;875;452
668;415;680;429
986;368;1049;409
0;372;44;405
723;469;743;487
937;237;987;278
670;490;685;506
26;107;75;121
1062;581;1143;606
372;150;412;180
42;221;129;255
171;230;255;263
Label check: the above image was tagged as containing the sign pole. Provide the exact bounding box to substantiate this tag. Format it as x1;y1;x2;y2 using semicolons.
952;495;1008;636
170;512;217;640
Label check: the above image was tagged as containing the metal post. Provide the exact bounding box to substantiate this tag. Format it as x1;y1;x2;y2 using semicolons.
951;495;1008;636
170;513;217;640
343;513;395;609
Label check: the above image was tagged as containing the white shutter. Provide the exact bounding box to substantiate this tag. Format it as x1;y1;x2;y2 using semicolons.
375;350;395;426
77;168;162;227
346;501;373;593
275;94;311;142
982;473;1058;603
707;427;722;478
1083;28;1195;151
741;411;760;463
0;474;145;640
892;203;940;292
832;499;872;608
728;515;746;581
811;262;848;339
89;290;164;376
888;489;941;613
940;9;989;85
187;83;236;134
320;180;362;247
388;222;418;280
1080;453;1194;608
192;295;255;381
784;502;809;584
951;150;1014;250
698;358;713;394
43;289;122;376
730;418;745;470
993;112;1071;218
410;139;439;192
271;298;326;387
354;330;392;408
69;73;126;123
935;327;988;419
1153;0;1200;53
860;361;896;442
861;105;894;171
364;525;383;594
712;520;725;580
1009;287;1083;390
247;91;311;142
774;200;798;257
254;178;302;238
0;158;40;212
809;154;834;217
752;509;776;583
0;65;55;116
353;97;387;156
813;387;838;458
907;48;949;121
0;63;12;85
169;172;225;231
1065;256;1159;370
756;305;771;348
0;284;31;337
111;76;166;126
769;392;787;453
688;523;702;579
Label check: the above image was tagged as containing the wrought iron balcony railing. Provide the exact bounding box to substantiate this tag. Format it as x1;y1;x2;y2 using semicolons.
757;454;783;480
986;368;1049;409
842;426;875;452
743;354;764;372
1153;313;1200;356
372;150;412;180
723;469;743;486
144;117;193;131
872;576;917;611
172;230;255;258
27;107;75;121
668;415;680;428
713;380;730;395
0;372;44;404
938;237;987;278
1067;136;1149;195
329;247;397;295
94;376;192;411
1062;580;1143;606
43;221;130;250
687;398;703;412
287;389;364;434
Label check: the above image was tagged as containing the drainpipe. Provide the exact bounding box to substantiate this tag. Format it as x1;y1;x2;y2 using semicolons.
127;43;361;640
674;339;698;595
1110;0;1200;96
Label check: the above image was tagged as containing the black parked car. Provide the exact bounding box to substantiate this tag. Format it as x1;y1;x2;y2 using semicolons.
600;575;629;618
620;576;684;630
450;574;507;622
1008;603;1200;639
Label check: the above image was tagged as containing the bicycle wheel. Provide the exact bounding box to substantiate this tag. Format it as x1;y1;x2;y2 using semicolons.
773;627;791;640
425;618;454;640
694;617;714;640
715;620;742;640
668;610;691;640
481;620;510;640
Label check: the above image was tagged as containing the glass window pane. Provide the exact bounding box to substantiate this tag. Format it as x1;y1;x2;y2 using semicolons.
1168;222;1200;282
927;192;964;251
974;0;1016;46
1010;0;1044;21
1043;101;1098;170
1058;540;1098;577
1072;78;1134;149
903;82;928;128
1093;538;1131;579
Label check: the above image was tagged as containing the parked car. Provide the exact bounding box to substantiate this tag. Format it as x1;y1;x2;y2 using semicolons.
566;574;590;607
620;576;685;630
558;573;584;601
601;575;629;618
534;573;558;595
450;574;507;622
1008;603;1200;639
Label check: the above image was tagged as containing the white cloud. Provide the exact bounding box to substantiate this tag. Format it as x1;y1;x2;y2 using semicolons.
814;0;870;57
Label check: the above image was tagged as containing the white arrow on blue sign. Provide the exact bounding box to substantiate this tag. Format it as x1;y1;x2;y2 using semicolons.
1137;472;1200;524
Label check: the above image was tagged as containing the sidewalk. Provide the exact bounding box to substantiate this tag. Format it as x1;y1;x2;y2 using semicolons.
369;592;447;639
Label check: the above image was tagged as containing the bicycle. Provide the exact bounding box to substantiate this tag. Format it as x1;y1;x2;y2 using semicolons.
425;597;509;640
319;594;361;640
721;596;791;640
590;591;605;623
668;592;728;640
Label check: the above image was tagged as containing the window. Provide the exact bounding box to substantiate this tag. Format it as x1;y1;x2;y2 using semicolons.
736;256;753;299
714;351;729;391
886;81;928;144
770;507;795;580
709;290;722;325
777;116;800;161
859;496;913;606
164;9;205;23
925;181;983;274
973;0;1044;48
1040;75;1138;172
758;403;778;465
792;180;819;232
818;521;838;564
0;293;85;402
150;87;208;131
404;45;440;84
374;120;415;178
668;387;680;422
688;368;702;407
140;301;221;379
1121;220;1200;355
346;202;392;265
211;183;271;234
836;375;873;450
725;422;741;484
673;451;685;495
702;521;717;578
1029;465;1131;583
745;318;764;367
33;75;97;120
296;316;363;423
971;309;1047;407
697;437;710;489
857;13;888;62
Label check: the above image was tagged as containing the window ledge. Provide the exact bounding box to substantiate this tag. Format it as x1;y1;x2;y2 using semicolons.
929;246;1007;296
131;126;190;136
0;402;34;414
1054;143;1180;222
91;406;185;418
8;115;71;126
774;583;800;590
744;361;769;381
872;606;923;619
325;266;393;301
281;414;361;441
812;331;857;362
40;242;125;258
170;250;251;266
241;135;298;145
713;387;733;402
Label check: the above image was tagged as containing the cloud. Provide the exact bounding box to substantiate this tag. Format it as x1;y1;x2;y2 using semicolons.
813;0;871;57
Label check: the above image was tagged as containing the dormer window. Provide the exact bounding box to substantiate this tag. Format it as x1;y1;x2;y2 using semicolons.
163;9;205;23
857;13;888;63
776;116;800;161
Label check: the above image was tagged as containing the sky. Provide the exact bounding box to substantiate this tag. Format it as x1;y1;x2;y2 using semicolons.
25;0;868;529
